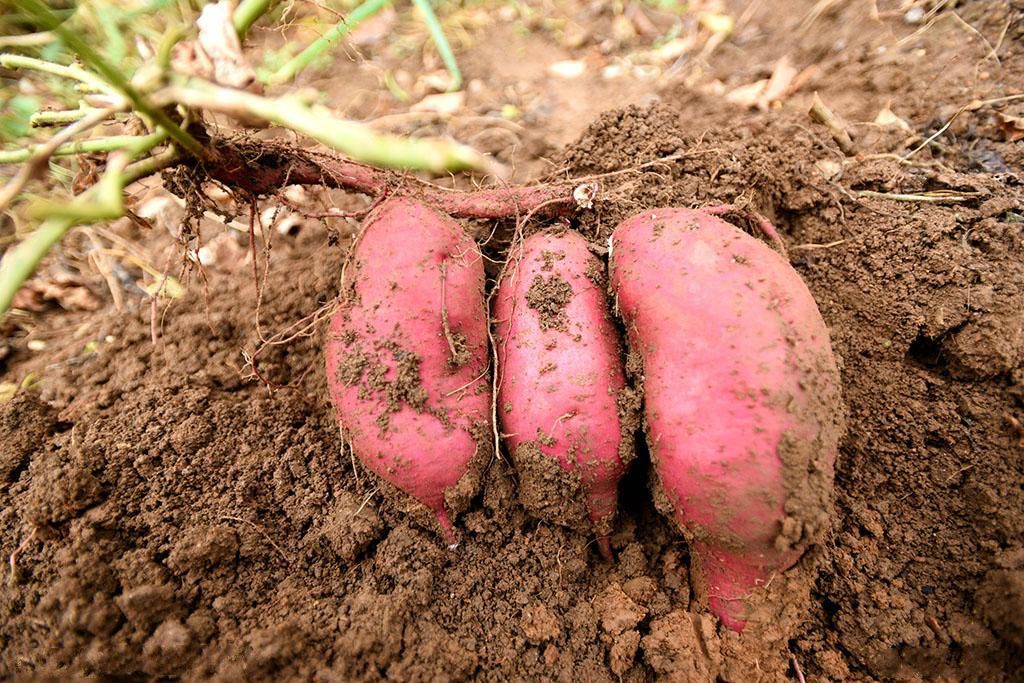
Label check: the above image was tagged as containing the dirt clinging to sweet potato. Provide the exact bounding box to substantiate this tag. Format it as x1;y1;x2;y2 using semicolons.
525;273;573;332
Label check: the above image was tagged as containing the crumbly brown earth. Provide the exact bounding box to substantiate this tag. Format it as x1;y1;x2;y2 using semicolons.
2;0;1024;679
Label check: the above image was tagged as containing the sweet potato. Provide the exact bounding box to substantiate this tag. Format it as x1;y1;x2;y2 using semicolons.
495;230;633;558
610;207;843;630
325;198;491;546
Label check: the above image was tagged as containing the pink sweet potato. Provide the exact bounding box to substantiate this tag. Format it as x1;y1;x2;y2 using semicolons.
610;207;843;630
494;230;633;558
325;198;491;545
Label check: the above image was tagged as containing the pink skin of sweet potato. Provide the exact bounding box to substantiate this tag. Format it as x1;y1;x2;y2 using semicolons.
325;198;491;546
610;207;842;631
494;231;630;559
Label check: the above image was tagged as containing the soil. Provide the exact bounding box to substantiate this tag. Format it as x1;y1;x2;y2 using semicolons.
510;440;592;531
525;272;574;331
2;0;1024;680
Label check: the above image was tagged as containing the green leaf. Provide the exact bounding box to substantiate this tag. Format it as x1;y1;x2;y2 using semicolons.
0;94;40;142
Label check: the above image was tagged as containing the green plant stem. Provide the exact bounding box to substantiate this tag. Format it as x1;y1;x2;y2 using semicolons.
0;53;113;94
234;0;276;39
0;214;76;314
123;145;180;184
0;105;125;213
0;156;127;315
26;131;169;219
410;0;462;91
155;24;187;70
266;0;390;85
0;144;178;317
0;31;54;49
14;0;205;159
0;131;166;164
165;79;492;173
30;108;92;127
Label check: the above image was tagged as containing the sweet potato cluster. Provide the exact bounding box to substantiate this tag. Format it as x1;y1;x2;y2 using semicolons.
325;198;843;630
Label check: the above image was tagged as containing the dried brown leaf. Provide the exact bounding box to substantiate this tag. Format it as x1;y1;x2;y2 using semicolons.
875;104;912;131
725;80;768;108
411;91;466;115
759;56;798;108
196;0;257;90
995;112;1024;142
11;276;101;312
725;56;800;110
